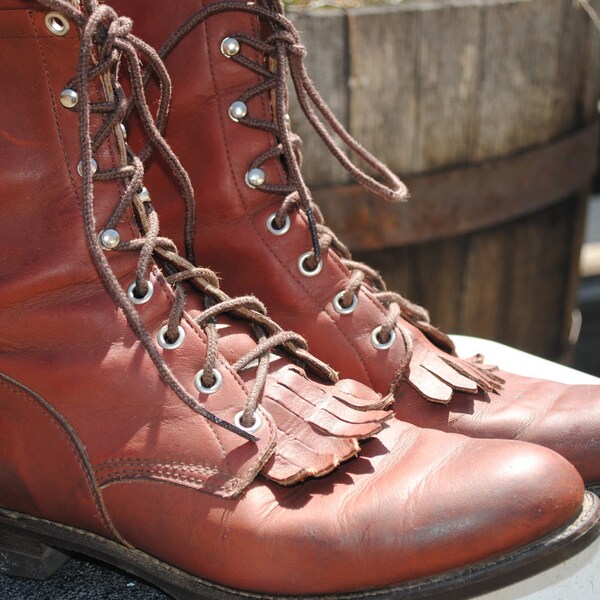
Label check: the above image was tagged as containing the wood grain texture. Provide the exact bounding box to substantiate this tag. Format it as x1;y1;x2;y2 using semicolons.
310;121;598;247
286;0;600;359
287;10;351;186
289;0;599;177
353;196;586;357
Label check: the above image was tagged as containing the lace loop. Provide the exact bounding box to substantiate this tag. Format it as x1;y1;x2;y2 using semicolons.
39;0;339;440
141;0;458;386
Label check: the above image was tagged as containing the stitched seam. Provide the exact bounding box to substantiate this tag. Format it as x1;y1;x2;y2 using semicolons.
98;468;227;486
152;270;234;474
99;476;242;496
96;457;221;471
0;375;117;539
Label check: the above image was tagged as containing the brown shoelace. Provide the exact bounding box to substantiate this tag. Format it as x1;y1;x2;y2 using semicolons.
143;0;457;386
39;0;337;439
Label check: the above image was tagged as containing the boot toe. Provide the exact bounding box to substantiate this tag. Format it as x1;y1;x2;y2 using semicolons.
101;420;586;596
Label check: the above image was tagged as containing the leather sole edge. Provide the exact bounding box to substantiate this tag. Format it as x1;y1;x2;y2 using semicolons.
1;492;599;600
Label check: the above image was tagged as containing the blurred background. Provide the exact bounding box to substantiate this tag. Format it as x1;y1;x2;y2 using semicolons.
287;0;600;376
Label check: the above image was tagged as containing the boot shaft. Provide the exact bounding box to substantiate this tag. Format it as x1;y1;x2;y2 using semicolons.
114;0;440;395
0;2;394;516
0;2;137;311
0;0;277;505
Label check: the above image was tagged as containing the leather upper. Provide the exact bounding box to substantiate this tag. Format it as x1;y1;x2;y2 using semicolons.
115;0;600;487
0;0;391;505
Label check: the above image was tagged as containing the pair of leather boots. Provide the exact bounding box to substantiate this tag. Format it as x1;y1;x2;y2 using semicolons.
1;0;599;598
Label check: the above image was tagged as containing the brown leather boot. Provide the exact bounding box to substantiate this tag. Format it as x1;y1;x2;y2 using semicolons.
0;0;598;598
114;0;600;490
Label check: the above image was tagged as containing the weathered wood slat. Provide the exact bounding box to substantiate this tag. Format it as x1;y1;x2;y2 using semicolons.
473;0;564;160
287;10;350;186
353;196;587;357
286;0;600;360
414;4;483;170
289;0;599;180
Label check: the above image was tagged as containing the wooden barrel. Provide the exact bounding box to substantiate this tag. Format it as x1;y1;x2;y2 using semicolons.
288;0;600;360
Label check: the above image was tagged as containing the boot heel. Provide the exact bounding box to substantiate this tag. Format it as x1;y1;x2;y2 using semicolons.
0;524;69;580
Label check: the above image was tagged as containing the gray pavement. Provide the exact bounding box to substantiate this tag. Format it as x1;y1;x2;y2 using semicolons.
0;557;168;599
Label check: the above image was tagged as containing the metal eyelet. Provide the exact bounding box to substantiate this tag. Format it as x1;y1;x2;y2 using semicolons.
77;158;98;177
137;187;151;203
245;168;266;188
298;252;323;277
234;410;263;434
60;88;78;109
332;291;359;315
157;325;186;350
98;228;120;250
228;101;248;122
45;12;70;36
119;123;128;140
266;212;291;236
370;326;396;350
221;37;240;57
127;280;154;305
194;368;223;395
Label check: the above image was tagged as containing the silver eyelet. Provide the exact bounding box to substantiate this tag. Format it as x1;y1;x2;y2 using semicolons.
228;101;248;122
266;212;291;236
137;187;151;203
157;325;186;350
60;88;78;109
194;368;223;395
370;326;396;350
234;410;263;434
245;168;266;188
298;252;323;277
221;37;240;57
45;12;70;36
119;123;128;140
98;228;120;250
136;187;151;203
332;291;359;315
77;158;97;177
127;280;154;305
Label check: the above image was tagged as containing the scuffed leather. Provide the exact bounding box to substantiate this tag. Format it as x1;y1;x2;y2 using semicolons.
116;0;600;486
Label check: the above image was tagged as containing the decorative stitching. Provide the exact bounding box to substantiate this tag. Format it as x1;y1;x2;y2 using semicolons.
0;373;121;542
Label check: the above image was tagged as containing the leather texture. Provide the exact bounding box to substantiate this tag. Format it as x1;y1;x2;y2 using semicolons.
115;0;600;487
0;1;591;595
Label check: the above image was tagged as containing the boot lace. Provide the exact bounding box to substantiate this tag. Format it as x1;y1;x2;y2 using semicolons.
40;0;338;440
150;0;458;380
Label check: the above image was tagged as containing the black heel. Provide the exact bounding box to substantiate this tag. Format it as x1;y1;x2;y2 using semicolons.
0;522;69;580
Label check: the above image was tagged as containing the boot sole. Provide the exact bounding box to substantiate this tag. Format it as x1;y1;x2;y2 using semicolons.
1;492;599;600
